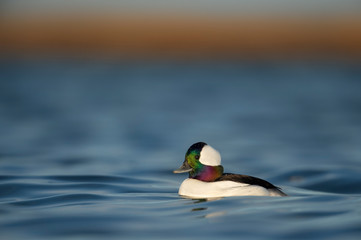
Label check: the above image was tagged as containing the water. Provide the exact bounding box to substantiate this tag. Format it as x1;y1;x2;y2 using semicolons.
1;59;361;239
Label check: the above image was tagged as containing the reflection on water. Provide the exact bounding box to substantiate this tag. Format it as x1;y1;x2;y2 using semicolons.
0;59;361;239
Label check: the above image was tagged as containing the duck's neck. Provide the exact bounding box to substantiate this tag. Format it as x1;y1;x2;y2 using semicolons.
189;165;224;182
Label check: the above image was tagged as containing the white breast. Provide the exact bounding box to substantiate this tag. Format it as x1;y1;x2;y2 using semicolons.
178;178;284;198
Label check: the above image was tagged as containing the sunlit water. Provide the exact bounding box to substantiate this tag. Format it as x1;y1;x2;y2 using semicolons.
1;59;361;239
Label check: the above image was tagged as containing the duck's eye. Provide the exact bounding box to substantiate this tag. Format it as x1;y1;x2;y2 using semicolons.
195;155;200;160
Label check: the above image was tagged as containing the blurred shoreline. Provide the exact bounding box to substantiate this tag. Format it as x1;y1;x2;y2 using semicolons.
1;13;361;59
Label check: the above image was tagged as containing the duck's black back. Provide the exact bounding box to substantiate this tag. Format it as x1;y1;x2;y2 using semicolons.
216;173;280;190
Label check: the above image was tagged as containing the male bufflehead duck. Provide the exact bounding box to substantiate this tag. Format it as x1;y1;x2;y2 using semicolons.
174;142;287;198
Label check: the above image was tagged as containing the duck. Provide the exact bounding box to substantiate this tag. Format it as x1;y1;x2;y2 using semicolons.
173;142;287;198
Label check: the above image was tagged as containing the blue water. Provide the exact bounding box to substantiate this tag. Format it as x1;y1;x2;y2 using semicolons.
1;59;361;239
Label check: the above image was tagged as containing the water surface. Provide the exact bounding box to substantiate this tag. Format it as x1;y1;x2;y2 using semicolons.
0;59;361;239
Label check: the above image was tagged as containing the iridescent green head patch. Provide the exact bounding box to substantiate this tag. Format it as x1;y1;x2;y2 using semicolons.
185;142;206;168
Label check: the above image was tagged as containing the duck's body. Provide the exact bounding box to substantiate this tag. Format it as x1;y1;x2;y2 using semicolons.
178;175;286;198
174;142;287;198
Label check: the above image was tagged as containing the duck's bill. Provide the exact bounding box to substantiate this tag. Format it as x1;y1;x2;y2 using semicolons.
173;161;192;173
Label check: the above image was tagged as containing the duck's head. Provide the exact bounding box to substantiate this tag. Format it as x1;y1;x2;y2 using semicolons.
173;142;224;182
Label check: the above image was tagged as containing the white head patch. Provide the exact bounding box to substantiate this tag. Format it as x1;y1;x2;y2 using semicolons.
199;145;222;166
